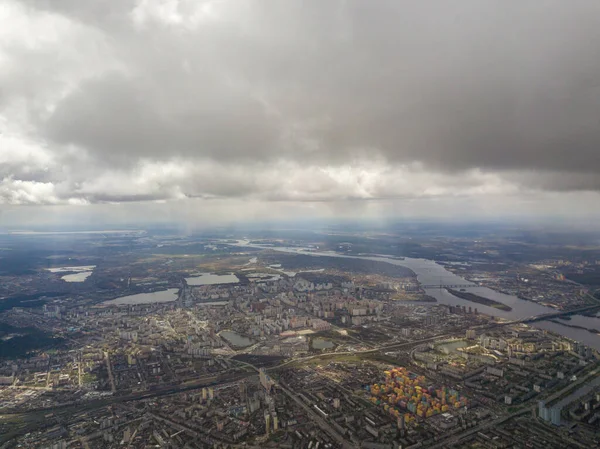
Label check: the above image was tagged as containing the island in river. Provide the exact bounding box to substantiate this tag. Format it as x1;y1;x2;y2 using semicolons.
549;319;600;335
446;288;513;312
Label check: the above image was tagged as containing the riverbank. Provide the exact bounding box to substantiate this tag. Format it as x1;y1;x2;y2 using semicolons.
446;288;513;312
228;241;600;350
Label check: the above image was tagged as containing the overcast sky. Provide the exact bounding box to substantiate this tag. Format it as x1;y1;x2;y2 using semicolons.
2;0;600;228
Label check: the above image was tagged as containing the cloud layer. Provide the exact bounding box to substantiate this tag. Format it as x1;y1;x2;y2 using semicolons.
2;0;600;217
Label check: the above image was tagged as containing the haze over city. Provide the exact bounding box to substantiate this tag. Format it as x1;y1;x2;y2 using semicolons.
2;0;600;228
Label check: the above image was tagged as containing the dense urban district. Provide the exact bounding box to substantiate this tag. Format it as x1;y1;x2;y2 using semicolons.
1;225;600;449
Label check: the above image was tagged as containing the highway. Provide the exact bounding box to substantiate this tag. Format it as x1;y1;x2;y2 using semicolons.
261;333;454;371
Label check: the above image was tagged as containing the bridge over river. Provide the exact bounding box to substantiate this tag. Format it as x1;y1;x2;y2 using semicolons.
520;304;600;324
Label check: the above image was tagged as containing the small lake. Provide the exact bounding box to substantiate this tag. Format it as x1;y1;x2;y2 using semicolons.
47;265;96;273
47;265;96;283
62;272;93;283
220;331;254;347
186;273;240;286
312;338;335;350
103;288;179;306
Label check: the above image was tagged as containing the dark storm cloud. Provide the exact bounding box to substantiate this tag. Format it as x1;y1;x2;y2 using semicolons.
36;0;600;175
44;73;280;164
2;0;600;209
510;171;600;192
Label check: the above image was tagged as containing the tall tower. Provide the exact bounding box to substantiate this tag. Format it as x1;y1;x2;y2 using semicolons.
259;368;273;394
397;414;405;431
239;381;248;402
264;411;271;436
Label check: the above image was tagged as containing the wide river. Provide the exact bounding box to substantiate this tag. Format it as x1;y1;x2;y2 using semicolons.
234;242;600;350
